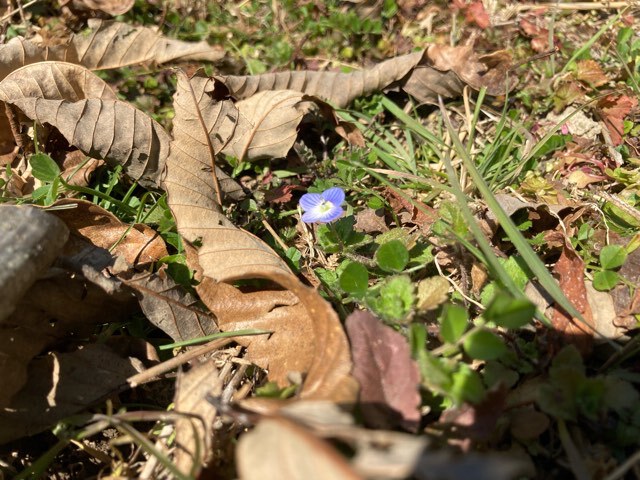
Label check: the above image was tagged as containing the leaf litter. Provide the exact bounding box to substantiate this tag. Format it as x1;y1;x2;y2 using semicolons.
0;2;639;479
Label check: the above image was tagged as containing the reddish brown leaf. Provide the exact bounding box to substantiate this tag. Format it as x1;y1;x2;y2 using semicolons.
345;310;421;431
465;1;490;29
548;235;595;356
598;94;638;146
264;184;301;204
574;59;609;88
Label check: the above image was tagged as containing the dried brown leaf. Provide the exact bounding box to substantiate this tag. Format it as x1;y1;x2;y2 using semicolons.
597;94;638;146
574;59;609;88
124;269;219;342
51;198;168;268
61;0;134;16
0;62;170;188
164;71;357;403
173;360;222;477
197;274;357;403
164;72;287;281
0;343;144;444
345;310;421;431
236;417;363;480
67;19;225;69
221;90;321;161
548;234;595;355
215;45;510;107
0;20;224;82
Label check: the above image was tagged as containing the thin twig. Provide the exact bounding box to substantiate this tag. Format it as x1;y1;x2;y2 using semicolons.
127;337;234;388
0;0;39;23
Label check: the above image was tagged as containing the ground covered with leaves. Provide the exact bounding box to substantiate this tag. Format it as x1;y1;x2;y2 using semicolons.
1;0;640;479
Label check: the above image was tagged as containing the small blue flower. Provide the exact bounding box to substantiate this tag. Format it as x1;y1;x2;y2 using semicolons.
299;187;345;224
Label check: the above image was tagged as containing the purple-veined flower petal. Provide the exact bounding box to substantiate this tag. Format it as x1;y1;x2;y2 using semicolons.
321;187;345;206
301;202;343;223
299;193;325;212
299;187;346;224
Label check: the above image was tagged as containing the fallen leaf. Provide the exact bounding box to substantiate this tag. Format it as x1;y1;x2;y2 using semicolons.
67;19;226;69
508;407;550;441
264;184;301;204
0;62;171;188
173;360;222;477
215;44;511;107
51;198;168;269
416;276;450;312
123;269;219;342
597;94;638;146
222;90;324;161
463;1;491;29
574;59;609;88
60;0;134;15
236;417;363;480
345;310;421;431
0;20;225;81
197;274;357;403
0;343;144;444
548;234;595;355
164;71;291;281
354;208;388;233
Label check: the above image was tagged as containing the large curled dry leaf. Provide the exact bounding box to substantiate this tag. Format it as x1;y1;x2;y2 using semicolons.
0;62;170;187
0;20;224;82
215;45;511;107
165;71;356;403
164;71;289;281
221;90;323;161
197;272;357;403
67;19;225;69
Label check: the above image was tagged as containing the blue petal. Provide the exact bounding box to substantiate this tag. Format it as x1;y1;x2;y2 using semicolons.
302;203;343;223
299;193;324;212
322;187;345;206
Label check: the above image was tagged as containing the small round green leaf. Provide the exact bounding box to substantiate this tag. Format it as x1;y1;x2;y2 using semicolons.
485;291;536;329
440;304;468;344
451;364;486;404
463;329;507;360
599;245;627;270
375;240;409;272
29;153;60;183
339;262;369;296
593;270;619;291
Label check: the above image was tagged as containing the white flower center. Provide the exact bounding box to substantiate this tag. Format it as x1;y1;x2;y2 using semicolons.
318;200;333;213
